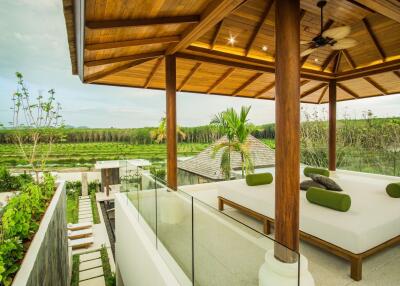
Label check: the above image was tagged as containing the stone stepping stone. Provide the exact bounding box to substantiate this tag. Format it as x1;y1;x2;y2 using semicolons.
80;196;90;199
79;214;93;220
79;258;102;271
80;251;101;262
79;202;91;207
79;210;92;215
79;218;93;224
79;276;105;286
79;207;91;212
79;266;103;281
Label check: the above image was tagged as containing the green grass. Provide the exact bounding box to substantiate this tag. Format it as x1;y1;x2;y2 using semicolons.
67;192;79;223
70;254;80;286
90;189;101;224
101;246;116;286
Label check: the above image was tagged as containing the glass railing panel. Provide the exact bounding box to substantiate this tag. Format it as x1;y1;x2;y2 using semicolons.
137;172;157;240
192;197;299;286
156;180;194;284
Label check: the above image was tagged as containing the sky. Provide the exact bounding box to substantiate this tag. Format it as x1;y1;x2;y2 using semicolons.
0;0;399;128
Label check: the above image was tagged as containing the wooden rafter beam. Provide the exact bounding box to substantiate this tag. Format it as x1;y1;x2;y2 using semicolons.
300;83;327;98
85;36;180;51
299;9;306;21
178;62;202;91
348;0;400;23
317;86;329;104
210;20;224;50
337;83;360;98
336;59;400;81
364;77;387;94
362;18;386;61
166;0;245;54
394;70;400;79
300;20;334;67
85;51;164;67
333;51;342;74
232;73;263;96
182;46;333;81
144;58;163;88
254;81;275;98
85;58;153;83
207;67;235;94
342;49;356;69
86;15;200;29
321;51;340;71
245;0;274;56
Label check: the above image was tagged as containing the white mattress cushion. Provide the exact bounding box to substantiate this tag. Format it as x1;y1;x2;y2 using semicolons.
217;170;400;254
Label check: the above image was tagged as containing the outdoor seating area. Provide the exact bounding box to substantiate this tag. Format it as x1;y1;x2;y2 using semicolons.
61;0;400;285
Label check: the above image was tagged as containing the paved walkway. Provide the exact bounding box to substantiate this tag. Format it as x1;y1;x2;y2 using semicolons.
78;250;106;286
79;196;93;224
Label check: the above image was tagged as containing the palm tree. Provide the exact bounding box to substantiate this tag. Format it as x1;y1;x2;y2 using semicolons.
210;106;254;179
150;117;186;143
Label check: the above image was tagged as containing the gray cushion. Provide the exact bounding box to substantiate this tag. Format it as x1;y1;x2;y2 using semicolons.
300;180;327;191
310;174;343;192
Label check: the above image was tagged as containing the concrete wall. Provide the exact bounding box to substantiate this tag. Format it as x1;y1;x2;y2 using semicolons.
115;194;181;286
12;182;69;286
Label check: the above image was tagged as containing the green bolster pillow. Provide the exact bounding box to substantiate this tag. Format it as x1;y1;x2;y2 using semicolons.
246;173;273;186
304;167;330;178
386;183;400;198
306;187;351;212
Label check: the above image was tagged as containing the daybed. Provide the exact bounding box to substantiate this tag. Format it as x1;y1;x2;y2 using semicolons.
217;169;400;281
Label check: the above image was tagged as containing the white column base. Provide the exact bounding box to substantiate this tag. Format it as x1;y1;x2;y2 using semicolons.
259;249;315;286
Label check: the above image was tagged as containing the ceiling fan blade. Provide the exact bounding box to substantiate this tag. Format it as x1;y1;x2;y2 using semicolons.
300;40;312;45
322;26;351;40
331;38;358;50
301;48;316;57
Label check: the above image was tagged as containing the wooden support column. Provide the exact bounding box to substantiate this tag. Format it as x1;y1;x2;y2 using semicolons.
274;0;300;263
165;55;178;190
329;80;337;171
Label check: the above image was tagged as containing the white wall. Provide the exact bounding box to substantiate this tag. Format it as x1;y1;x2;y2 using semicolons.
115;194;181;286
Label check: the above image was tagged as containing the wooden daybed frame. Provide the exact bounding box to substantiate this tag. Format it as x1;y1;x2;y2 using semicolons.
218;196;400;281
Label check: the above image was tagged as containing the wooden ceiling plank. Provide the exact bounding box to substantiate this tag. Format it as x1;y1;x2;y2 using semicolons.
144;58;163;88
349;0;400;23
336;59;400;81
85;51;164;67
342;49;357;69
362;18;386;61
317;86;329;104
245;0;274;56
300;83;327;98
210;20;224;50
364;77;387;94
321;50;340;71
333;51;343;73
166;0;246;55
232;73;263;96
85;36;180;51
337;83;360;98
207;67;235;94
182;46;333;81
300;19;334;67
85;58;153;83
178;62;202;91
255;81;275;98
86;15;200;29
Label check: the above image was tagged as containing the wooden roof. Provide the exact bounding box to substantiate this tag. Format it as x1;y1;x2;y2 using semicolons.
178;135;275;180
62;0;400;103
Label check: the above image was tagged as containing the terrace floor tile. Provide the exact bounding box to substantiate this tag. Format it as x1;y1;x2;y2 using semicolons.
79;258;102;271
79;276;105;286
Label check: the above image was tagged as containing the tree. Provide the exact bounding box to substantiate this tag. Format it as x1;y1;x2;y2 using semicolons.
10;72;64;181
150;117;186;143
210;106;254;179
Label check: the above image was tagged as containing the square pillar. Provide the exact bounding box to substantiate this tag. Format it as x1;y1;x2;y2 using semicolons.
329;80;337;171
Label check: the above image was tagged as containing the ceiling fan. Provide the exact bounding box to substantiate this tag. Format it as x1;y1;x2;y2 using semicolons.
300;0;357;57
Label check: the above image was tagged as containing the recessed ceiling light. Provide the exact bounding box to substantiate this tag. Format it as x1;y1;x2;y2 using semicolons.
314;58;319;63
262;45;268;51
227;33;237;46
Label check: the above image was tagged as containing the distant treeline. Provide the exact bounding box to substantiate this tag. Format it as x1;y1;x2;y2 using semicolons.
0;124;276;145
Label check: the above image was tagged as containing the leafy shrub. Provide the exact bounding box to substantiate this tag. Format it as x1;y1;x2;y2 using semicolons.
0;238;24;286
0;166;33;193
